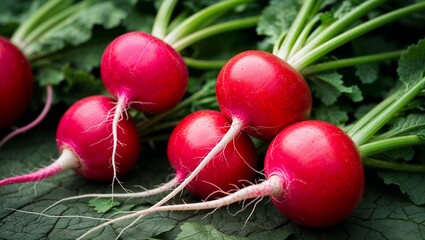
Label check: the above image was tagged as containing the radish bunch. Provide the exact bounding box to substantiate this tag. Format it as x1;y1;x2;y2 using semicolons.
1;0;259;189
75;1;425;238
81;69;425;236
7;1;425;239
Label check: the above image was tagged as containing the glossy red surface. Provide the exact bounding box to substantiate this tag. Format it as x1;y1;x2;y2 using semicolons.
265;120;364;227
167;110;258;199
100;31;188;113
56;96;140;181
0;37;33;128
216;50;312;140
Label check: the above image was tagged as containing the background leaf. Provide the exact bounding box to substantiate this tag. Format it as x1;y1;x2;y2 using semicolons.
378;171;425;206
397;38;425;86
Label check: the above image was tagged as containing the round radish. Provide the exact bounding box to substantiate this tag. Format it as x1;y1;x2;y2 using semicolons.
264;120;364;227
167;110;258;199
0;36;33;129
80;120;364;238
146;49;312;211
42;110;258;211
99;31;188;188
100;31;188;114
0;95;140;186
216;50;312;140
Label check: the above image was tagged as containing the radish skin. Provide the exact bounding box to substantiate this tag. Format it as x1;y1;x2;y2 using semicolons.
0;36;33;129
0;96;140;186
167;110;257;199
100;31;188;114
265;120;364;227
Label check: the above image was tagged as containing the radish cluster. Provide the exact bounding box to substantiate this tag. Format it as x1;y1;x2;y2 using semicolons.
0;30;188;187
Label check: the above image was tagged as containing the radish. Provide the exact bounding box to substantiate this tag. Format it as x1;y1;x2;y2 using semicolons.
101;31;188;114
0;95;140;186
99;31;188;189
167;110;258;199
0;36;33;129
42;110;258;210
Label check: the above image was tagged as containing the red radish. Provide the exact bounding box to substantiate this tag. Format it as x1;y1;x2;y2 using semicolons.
146;49;312;212
0;36;33;129
264;120;364;227
167;110;258;199
42;110;257;211
100;31;188;114
79;120;364;238
217;50;312;140
0;95;140;186
99;31;188;188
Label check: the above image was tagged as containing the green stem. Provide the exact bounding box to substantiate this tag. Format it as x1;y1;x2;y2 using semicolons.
287;14;321;60
363;158;425;172
301;50;403;75
346;91;398;137
290;1;425;71
184;57;227;69
22;1;91;57
289;0;386;67
351;77;425;145
11;0;73;47
164;0;252;45
137;82;215;130
172;16;259;52
151;0;178;39
359;135;425;158
276;0;318;61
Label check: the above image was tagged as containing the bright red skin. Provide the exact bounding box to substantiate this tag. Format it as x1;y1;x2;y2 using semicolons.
167;110;258;199
265;120;364;227
100;31;188;113
0;37;33;128
216;50;312;140
56;96;140;181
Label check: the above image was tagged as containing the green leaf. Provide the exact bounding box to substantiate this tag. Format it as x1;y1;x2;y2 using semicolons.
176;222;248;240
256;0;299;47
60;66;105;105
312;104;349;125
397;38;425;87
27;0;137;57
0;0;41;27
88;198;121;214
311;71;363;105
378;171;425;206
385;114;425;138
